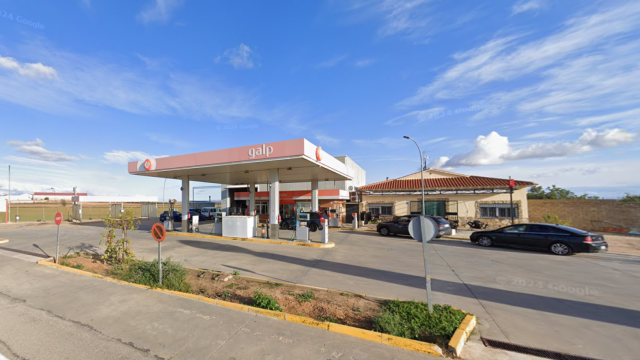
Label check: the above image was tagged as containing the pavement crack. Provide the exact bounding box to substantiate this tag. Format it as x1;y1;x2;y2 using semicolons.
0;290;165;360
430;245;512;342
205;318;252;360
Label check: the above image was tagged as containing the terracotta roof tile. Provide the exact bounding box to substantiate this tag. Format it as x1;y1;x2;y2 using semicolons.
359;176;536;191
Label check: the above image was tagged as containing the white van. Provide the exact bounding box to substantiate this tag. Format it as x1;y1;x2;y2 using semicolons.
200;207;219;220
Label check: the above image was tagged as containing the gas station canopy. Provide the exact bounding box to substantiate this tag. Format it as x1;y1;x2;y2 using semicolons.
128;138;352;184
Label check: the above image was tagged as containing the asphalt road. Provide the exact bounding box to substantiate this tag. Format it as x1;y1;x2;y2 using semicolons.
1;220;639;360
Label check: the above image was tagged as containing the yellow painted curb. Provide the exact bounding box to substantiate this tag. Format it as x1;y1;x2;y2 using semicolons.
217;300;249;312
448;314;477;357
0;238;9;244
36;259;466;357
285;314;329;330
248;307;285;320
328;323;382;343
166;231;335;248
382;334;443;356
198;297;218;305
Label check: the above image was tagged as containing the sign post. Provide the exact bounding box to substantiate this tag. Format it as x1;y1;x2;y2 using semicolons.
151;223;166;285
55;212;63;264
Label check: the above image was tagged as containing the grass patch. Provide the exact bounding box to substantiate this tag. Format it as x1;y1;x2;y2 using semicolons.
221;291;231;298
292;290;315;303
232;270;240;276
339;292;350;297
372;300;467;344
252;291;282;312
317;316;339;323
225;283;239;289
71;264;84;270
59;260;71;267
118;258;191;293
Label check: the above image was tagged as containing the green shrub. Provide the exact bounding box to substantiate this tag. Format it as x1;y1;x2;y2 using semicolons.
71;264;84;270
293;290;315;303
221;291;231;298
252;291;282;312
121;258;191;293
60;260;70;267
232;270;240;276
372;301;467;343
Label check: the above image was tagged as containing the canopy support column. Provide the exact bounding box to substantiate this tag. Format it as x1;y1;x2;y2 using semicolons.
269;169;280;239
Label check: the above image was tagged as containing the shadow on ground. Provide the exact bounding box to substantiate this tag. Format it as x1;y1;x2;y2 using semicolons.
176;238;640;329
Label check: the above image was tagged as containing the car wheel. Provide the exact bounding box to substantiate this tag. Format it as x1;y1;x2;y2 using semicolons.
477;236;493;247
379;227;390;236
309;223;318;232
550;242;573;256
281;222;290;230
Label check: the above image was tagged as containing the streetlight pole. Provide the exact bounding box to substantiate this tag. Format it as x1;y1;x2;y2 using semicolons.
403;136;433;312
8;165;11;223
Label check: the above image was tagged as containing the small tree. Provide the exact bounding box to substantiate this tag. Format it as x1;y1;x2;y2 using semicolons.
44;197;49;201
100;209;139;264
60;199;68;207
620;193;640;203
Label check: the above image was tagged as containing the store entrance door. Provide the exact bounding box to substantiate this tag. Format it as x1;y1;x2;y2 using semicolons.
345;203;359;223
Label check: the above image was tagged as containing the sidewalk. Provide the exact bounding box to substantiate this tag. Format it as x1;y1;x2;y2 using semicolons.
0;255;437;360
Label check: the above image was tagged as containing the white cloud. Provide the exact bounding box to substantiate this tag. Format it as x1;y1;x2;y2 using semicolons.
512;0;546;15
102;151;168;164
521;130;575;140
423;137;448;145
0;55;57;79
385;107;444;126
352;137;408;149
7;139;78;162
137;0;183;24
215;44;259;69
355;59;376;67
0;41;273;123
317;55;347;68
436;128;637;167
399;3;640;106
315;134;340;145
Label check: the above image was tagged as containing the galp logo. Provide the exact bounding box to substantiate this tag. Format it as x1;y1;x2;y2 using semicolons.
248;144;274;159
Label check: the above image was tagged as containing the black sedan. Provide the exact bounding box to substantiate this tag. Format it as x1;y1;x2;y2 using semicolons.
377;214;451;238
470;223;608;255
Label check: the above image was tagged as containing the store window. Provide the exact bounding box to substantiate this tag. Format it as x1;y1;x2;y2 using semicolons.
479;203;519;219
369;203;393;216
255;201;268;215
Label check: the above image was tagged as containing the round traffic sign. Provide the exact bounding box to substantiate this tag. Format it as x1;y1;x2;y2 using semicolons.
55;212;63;225
151;223;166;242
408;216;438;243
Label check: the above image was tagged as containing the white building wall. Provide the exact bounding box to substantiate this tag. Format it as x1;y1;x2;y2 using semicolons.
278;155;366;192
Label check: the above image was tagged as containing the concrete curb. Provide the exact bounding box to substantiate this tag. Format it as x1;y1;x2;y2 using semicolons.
165;231;336;248
328;228;375;232
37;259;446;357
441;235;469;240
0;238;9;244
448;314;477;357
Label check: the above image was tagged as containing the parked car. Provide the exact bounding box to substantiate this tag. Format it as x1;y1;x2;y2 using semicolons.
280;212;327;232
376;214;451;238
159;210;182;222
200;207;219;220
470;223;608;255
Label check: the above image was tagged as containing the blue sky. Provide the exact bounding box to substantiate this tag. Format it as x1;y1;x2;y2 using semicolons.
0;0;639;200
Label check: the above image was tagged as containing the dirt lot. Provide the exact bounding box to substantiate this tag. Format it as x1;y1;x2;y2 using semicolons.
604;233;640;255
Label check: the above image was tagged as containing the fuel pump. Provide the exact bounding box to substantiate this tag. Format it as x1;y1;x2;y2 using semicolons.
167;199;177;231
296;209;310;242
